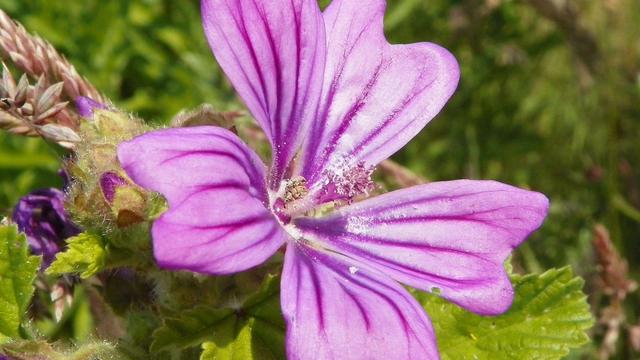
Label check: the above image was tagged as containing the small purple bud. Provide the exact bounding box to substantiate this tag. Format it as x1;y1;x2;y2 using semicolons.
100;172;128;203
76;96;107;118
99;172;147;227
12;188;80;266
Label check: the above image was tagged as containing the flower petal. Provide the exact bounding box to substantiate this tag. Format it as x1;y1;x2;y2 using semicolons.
295;180;549;315
75;96;106;118
117;126;285;274
300;0;459;185
201;0;326;186
281;243;439;360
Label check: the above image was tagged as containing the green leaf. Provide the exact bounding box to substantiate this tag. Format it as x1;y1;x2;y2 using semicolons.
150;305;234;353
200;318;280;360
46;232;107;278
417;267;594;360
199;275;285;360
151;275;285;359
0;225;41;343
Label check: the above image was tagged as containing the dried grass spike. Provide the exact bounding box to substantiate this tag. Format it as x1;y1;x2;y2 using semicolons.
0;9;107;113
0;64;80;147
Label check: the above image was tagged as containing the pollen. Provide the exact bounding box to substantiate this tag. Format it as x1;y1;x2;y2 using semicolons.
321;159;375;203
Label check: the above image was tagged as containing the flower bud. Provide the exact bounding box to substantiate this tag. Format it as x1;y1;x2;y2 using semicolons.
93;109;140;138
100;172;128;203
12;188;80;266
88;144;119;173
99;172;147;228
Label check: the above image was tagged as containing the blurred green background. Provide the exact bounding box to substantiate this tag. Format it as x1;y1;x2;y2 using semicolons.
0;0;638;358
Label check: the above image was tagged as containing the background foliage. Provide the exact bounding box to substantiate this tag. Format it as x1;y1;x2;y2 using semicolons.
0;0;638;358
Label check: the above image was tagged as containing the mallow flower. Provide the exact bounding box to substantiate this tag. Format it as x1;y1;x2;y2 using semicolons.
117;0;549;358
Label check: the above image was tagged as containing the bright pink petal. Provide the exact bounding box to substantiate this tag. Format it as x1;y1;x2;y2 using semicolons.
281;243;439;360
201;0;326;186
117;127;285;274
295;180;549;315
300;0;459;185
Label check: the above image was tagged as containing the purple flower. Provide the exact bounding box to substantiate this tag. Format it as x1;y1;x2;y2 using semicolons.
12;188;80;266
117;0;549;358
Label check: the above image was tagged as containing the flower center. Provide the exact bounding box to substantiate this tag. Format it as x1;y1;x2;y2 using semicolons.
271;160;376;225
272;177;315;224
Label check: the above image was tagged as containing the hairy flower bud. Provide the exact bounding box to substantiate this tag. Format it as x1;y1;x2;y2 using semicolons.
12;188;80;266
99;172;147;228
92;110;140;139
64;104;149;234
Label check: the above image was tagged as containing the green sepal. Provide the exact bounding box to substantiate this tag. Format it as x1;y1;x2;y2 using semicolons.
417;267;594;360
46;232;107;279
0;225;41;343
83;109;146;143
111;186;147;228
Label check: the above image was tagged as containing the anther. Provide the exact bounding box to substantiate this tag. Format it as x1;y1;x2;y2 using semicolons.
283;176;309;203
